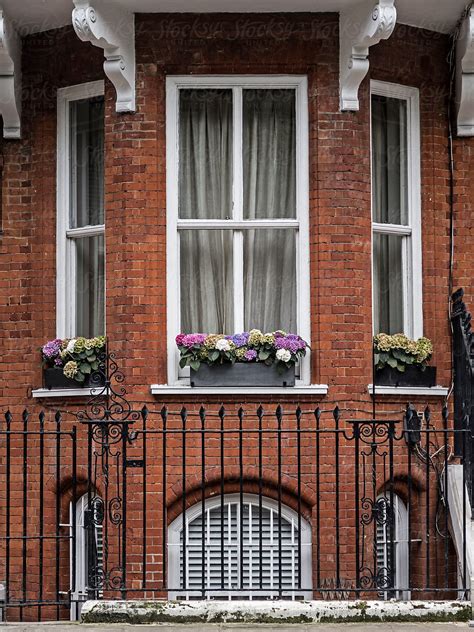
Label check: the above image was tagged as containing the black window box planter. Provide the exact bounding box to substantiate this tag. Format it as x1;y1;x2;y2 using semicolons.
43;368;105;390
190;363;295;387
374;365;437;388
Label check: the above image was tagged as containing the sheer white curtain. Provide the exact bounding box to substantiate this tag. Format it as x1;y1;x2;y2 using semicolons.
179;90;233;333
372;96;407;334
179;88;297;334
243;90;296;332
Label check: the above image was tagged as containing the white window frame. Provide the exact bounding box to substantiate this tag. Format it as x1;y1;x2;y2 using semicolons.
166;75;311;386
168;493;312;600
370;81;422;339
56;80;105;338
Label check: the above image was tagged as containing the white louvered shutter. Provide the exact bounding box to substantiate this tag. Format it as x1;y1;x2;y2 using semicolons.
179;499;304;599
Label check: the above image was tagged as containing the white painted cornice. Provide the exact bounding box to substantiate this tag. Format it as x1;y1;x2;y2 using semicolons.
0;9;21;139
72;0;135;113
456;7;474;136
340;0;397;111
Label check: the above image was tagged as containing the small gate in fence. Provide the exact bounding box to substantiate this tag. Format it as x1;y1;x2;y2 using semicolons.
0;350;472;621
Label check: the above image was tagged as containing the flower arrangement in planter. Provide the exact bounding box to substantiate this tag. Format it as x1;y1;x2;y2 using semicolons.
41;336;106;388
373;333;436;387
176;330;308;387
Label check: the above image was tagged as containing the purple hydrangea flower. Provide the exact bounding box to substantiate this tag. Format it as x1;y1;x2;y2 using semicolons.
244;349;257;361
54;357;64;367
231;332;250;348
181;333;206;347
42;338;62;359
274;333;306;353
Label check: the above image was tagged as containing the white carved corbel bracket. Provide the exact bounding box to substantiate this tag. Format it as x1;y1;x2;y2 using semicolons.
456;8;474;136
340;0;397;111
0;9;21;139
72;0;135;113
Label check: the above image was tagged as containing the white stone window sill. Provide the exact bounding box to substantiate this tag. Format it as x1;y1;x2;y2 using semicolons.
367;384;449;397
150;383;329;396
32;387;98;399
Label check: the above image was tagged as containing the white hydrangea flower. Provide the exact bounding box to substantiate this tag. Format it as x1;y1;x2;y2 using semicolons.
66;338;77;353
276;349;291;362
216;338;231;352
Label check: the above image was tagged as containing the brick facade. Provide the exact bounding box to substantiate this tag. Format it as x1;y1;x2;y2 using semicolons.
0;13;471;620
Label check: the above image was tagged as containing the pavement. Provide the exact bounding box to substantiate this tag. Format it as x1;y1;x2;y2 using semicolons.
0;624;472;631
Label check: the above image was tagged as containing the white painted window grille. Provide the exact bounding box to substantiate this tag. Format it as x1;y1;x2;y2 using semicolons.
168;493;312;600
376;493;409;600
371;81;422;338
57;81;105;338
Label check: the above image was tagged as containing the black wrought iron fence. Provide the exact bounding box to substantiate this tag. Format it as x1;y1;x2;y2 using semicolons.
451;288;474;512
0;392;471;621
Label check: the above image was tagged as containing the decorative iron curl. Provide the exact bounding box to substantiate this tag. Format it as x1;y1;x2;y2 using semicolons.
103;566;124;590
108;497;123;525
91;496;105;526
359;566;376;589
361;495;391;526
88;565;105;591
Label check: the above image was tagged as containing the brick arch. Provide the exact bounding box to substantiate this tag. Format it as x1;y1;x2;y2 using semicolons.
167;465;315;524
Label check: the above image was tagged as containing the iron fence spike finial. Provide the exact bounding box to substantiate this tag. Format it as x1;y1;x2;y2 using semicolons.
141;405;148;419
5;409;12;423
160;405;167;417
442;404;449;422
256;404;264;418
333;406;340;422
219;405;225;418
39;410;45;425
55;410;61;424
315;407;321;421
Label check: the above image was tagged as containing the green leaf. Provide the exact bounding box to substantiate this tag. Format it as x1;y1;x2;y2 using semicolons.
396;363;406;372
190;360;201;371
259;350;270;361
91;361;99;371
209;350;219;362
179;357;188;369
75;372;85;383
81;363;92;374
87;354;97;363
374;353;380;365
387;356;398;368
378;352;389;363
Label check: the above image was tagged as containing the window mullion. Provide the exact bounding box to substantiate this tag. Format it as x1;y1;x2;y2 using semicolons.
233;86;244;331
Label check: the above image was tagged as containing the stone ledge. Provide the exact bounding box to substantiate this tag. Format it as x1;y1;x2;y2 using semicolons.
81;599;471;625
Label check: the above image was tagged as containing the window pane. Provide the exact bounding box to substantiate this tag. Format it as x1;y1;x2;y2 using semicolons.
244;229;296;332
179;90;233;220
372;95;408;225
243;90;296;219
180;230;233;333
373;233;404;334
75;234;105;337
69;97;104;228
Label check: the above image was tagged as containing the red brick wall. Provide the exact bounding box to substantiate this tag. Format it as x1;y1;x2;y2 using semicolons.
0;14;470;618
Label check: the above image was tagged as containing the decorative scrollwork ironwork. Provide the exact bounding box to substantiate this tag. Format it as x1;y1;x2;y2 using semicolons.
360;495;390;526
109;497;123;525
76;346;141;426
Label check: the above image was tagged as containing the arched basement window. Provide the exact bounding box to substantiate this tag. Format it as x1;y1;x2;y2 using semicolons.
376;493;409;600
168;493;312;600
69;494;104;620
